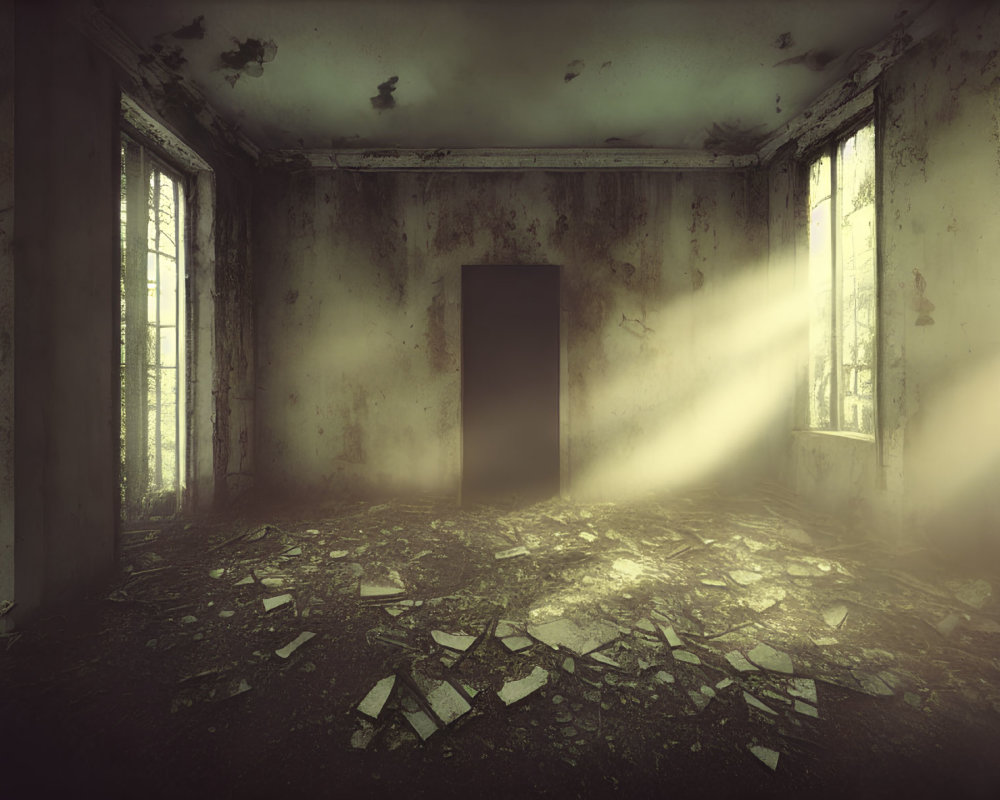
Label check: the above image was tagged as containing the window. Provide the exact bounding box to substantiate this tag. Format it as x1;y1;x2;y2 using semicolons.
120;136;186;518
807;120;876;436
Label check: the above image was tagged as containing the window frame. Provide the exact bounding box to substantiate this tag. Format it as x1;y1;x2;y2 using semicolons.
802;111;880;441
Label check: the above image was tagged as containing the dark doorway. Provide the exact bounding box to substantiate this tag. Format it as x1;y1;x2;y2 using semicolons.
462;265;560;504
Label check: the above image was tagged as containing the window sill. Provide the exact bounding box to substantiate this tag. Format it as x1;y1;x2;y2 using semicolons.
793;429;875;443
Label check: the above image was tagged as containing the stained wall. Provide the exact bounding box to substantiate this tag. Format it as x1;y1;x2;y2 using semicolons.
254;168;778;502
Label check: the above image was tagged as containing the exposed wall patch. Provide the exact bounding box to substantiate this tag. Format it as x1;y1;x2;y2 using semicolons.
221;37;277;78
371;76;399;110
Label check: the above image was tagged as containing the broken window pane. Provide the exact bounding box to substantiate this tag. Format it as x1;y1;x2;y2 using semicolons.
808;154;833;430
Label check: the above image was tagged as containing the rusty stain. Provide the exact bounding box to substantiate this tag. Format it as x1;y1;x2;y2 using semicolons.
913;269;936;326
371;76;398;110
692;268;705;291
172;16;205;40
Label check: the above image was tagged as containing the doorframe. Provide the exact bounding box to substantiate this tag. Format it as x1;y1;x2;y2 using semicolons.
457;264;569;504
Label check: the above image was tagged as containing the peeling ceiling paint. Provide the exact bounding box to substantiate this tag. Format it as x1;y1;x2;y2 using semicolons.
105;0;936;152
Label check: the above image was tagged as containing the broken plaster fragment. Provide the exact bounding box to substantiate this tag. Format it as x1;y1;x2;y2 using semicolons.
431;630;477;652
360;581;404;598
672;650;701;665
725;651;758;672
579;531;597;543
953;579;993;609
851;670;894;696
495;620;520;638
749;745;780;770
654;670;675;684
658;624;683;648
262;594;293;612
402;708;438;740
701;578;728;588
590;652;620;668
350;721;376;749
329;550;349;559
787;678;817;704
495;546;529;560
425;680;471;725
823;604;848;629
527;617;618;656
275;631;315;659
747;643;794;674
562;657;576;674
744;692;778;715
498;666;549;706
208;568;224;579
794;700;819;718
357;675;396;719
729;569;763;586
502;636;533;652
234;575;254;586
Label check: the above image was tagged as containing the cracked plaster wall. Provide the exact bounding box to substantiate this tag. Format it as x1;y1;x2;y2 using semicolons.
1;0;13;630
773;0;1000;557
253;168;772;501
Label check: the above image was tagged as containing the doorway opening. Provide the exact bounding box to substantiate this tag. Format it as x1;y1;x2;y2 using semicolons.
461;265;560;505
120;135;186;520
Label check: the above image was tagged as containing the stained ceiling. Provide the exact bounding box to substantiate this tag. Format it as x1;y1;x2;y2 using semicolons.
103;0;938;153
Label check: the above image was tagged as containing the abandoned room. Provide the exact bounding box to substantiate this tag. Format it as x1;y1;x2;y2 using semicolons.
2;0;1000;796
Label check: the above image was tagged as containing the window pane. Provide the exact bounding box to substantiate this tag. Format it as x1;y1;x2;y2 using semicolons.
837;122;876;435
808;154;833;430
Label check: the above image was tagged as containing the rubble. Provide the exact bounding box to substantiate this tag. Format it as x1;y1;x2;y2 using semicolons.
431;630;477;651
357;675;396;719
526;618;619;656
262;593;293;612
747;643;794;674
498;666;549;705
749;745;780;770
275;631;315;659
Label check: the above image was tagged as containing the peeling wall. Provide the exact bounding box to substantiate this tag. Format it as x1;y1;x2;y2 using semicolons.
771;1;1000;556
881;1;1000;556
254;168;773;502
12;1;119;620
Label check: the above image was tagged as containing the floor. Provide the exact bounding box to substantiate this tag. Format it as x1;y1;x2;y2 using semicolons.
3;483;1000;799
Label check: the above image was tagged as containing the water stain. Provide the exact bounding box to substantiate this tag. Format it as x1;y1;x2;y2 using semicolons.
703;121;768;154
774;32;794;50
775;49;838;71
371;76;399;110
221;38;277;78
172;16;205;40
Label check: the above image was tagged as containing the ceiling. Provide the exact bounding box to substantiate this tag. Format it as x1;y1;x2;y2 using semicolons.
103;0;936;153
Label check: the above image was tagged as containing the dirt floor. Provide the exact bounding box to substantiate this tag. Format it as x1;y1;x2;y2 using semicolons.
3;483;1000;799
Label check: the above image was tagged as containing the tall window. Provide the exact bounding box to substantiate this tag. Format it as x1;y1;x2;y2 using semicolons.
120;136;186;518
807;120;876;436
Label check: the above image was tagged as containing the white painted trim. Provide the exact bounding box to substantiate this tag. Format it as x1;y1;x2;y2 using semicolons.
122;95;211;173
758;0;961;162
261;148;759;171
75;4;260;163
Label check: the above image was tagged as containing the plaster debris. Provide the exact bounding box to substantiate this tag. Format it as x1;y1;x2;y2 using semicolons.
953;579;992;609
218;610;235;619
654;671;675;684
747;643;794;674
935;613;964;637
495;546;529;560
527;618;618;656
590;652;620;668
262;594;293;612
328;550;349;559
749;745;780;770
794;700;819;718
180;615;197;624
431;630;477;651
208;569;224;579
729;569;763;586
350;721;376;749
852;671;894;696
635;618;656;633
579;532;597;543
562;657;575;674
498;666;549;706
658;624;683;648
275;631;315;659
234;576;254;586
360;581;405;598
701;578;728;588
672;650;701;665
787;563;823;578
787;678;818;704
725;651;758;672
502;636;533;652
823;604;849;629
716;678;734;690
495;620;520;638
425;681;471;725
402;707;438;740
744;692;778;715
357;675;396;719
